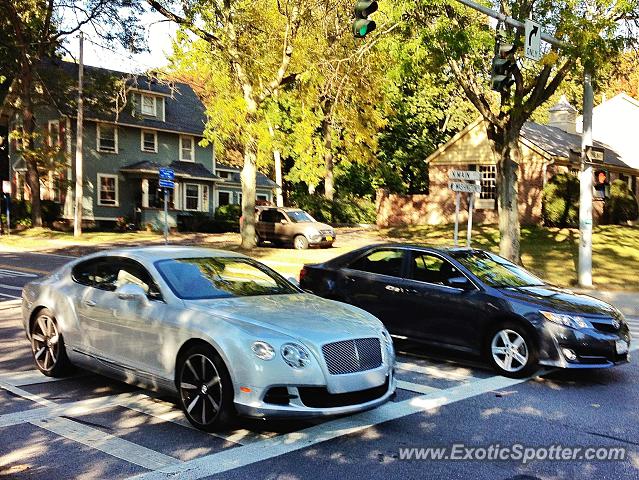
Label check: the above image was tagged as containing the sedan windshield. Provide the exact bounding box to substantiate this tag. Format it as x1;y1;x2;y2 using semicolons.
451;251;545;288
155;257;299;300
287;210;315;223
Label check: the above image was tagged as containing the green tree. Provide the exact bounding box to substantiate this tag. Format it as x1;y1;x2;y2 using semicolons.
409;0;636;262
147;0;306;249
0;0;144;227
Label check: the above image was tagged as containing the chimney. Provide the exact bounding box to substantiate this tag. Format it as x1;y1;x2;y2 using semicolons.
548;95;577;134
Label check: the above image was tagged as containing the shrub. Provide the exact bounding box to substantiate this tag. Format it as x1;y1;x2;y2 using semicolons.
215;204;242;222
605;179;639;224
289;192;376;225
542;173;580;227
4;199;61;227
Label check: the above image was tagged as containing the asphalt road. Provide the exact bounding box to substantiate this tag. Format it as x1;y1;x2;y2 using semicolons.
0;250;638;480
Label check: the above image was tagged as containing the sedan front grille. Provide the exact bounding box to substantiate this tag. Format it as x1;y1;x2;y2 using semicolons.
322;338;383;375
319;229;333;235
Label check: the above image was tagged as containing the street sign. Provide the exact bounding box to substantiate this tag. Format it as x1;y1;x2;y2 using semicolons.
524;19;542;61
585;145;605;164
159;167;175;189
449;181;482;194
449;170;481;181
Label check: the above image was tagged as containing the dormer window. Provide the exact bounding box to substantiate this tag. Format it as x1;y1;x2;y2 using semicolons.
141;94;157;116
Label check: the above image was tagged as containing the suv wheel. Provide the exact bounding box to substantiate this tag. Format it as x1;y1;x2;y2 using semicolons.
293;235;309;250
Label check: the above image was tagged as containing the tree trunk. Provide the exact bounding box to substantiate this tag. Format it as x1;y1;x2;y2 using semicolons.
488;124;521;263
321;105;334;201
240;136;258;249
20;66;43;227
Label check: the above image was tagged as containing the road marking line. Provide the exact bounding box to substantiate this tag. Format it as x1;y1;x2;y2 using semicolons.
114;395;270;446
0;283;24;291
0;264;49;275
0;370;86;387
131;374;532;480
395;380;441;394
395;361;477;381
0;292;20;299
0;268;38;278
31;416;181;470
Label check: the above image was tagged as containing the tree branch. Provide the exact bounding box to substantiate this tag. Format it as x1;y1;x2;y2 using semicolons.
449;57;501;126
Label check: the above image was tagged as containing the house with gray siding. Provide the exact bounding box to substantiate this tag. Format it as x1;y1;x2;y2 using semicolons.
1;60;276;229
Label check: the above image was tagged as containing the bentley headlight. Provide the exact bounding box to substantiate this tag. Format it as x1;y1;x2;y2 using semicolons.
281;343;311;369
540;311;590;330
251;341;275;360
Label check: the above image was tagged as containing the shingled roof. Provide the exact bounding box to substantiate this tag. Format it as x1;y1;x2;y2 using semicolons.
216;163;278;188
121;160;220;181
37;59;207;136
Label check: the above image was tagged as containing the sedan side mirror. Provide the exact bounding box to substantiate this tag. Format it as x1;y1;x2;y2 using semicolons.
287;276;300;287
447;276;472;290
116;283;148;302
280;219;288;224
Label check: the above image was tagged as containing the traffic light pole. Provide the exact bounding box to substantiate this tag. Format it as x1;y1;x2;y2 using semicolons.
453;0;594;287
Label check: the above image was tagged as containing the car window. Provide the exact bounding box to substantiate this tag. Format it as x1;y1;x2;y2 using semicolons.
348;249;406;278
155;256;299;300
260;209;276;222
72;257;162;300
287;210;314;223
274;211;286;223
409;252;461;286
451;250;544;288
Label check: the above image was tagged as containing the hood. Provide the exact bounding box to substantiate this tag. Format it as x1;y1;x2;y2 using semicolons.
501;285;619;317
184;293;382;344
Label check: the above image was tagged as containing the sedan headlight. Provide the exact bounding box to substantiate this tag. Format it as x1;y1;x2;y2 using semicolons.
281;343;311;369
540;311;590;330
251;341;275;360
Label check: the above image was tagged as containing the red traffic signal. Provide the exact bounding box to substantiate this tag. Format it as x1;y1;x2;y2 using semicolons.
594;169;609;186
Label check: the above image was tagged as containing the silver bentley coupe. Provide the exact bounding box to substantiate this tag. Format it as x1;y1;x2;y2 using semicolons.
21;246;396;431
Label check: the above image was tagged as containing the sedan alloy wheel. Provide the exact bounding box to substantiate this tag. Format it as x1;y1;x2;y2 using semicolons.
490;328;531;376
178;346;233;431
30;309;70;376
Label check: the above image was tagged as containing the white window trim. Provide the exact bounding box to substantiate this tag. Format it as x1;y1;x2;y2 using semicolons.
96;123;118;153
97;173;119;207
257;193;269;201
48;120;60;147
140;129;158;153
216;189;233;208
179;135;195;162
141;94;157;116
184;183;201;211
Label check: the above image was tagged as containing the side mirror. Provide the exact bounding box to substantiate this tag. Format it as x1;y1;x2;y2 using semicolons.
280;219;288;224
116;283;148;302
287;276;300;287
447;276;472;290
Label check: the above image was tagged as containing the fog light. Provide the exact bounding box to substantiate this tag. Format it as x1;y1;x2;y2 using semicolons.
562;348;577;361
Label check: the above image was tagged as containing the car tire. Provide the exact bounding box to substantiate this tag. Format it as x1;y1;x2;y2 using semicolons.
30;308;71;377
293;235;309;250
486;322;538;378
255;233;263;247
177;344;235;431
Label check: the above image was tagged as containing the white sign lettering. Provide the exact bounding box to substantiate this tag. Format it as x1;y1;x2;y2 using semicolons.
449;181;482;194
449;170;481;181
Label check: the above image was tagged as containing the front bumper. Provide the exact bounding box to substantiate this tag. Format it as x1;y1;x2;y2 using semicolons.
538;322;631;369
233;369;396;419
308;235;335;246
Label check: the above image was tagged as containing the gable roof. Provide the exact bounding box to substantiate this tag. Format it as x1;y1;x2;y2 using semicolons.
37;59;207;136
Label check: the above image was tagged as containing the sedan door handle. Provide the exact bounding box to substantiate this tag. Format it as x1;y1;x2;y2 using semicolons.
84;300;96;307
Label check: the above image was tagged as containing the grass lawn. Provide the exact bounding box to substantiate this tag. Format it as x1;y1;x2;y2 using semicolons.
0;224;637;290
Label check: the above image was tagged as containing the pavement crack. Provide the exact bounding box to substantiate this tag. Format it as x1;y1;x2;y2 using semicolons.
59;415;113;432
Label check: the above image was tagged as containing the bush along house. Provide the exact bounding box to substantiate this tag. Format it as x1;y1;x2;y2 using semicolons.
376;94;639;228
0;59;276;230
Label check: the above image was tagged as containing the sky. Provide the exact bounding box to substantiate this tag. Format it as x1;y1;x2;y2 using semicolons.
63;10;178;73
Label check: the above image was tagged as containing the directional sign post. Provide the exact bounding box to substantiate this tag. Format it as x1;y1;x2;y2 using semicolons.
524;19;541;61
448;170;482;247
158;168;175;245
585;145;605;165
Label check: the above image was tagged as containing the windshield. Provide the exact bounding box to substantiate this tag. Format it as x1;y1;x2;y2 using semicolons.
155;257;299;300
287;210;315;223
451;251;545;288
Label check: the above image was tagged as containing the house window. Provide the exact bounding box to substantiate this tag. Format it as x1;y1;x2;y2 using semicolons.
185;184;200;211
180;136;194;162
141;130;157;153
97;124;117;153
48;120;60;147
141;94;157;116
147;178;174;209
257;193;269;202
97;174;118;206
479;165;497;200
217;191;231;206
217;170;232;179
236;192;243;206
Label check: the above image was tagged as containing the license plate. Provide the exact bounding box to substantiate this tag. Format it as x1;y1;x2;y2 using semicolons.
325;236;333;242
616;340;629;355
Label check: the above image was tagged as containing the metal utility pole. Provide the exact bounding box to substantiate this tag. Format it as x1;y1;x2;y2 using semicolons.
73;32;84;238
578;71;594;287
454;0;594;284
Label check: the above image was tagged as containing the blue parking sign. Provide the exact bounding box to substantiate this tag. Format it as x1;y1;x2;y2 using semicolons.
159;167;175;189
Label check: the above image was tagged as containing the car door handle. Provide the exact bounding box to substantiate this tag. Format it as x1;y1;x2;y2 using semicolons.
84;300;96;307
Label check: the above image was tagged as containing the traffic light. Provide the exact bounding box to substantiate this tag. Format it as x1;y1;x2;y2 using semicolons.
491;43;516;94
594;168;610;199
353;1;378;38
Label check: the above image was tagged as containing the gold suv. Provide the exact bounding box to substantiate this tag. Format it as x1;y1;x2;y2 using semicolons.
255;207;335;249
